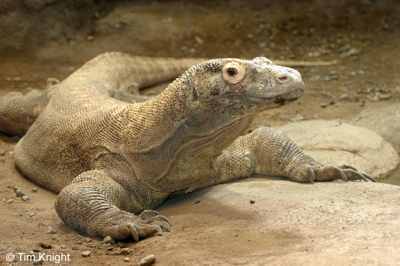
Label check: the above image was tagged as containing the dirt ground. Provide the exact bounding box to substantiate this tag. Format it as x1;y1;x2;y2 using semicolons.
1;1;400;265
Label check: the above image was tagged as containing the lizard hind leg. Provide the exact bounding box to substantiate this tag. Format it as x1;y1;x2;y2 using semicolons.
110;83;152;103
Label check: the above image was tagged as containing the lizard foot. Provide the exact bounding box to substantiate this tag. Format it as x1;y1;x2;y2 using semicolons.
138;210;171;232
292;164;376;183
92;209;170;241
336;164;376;182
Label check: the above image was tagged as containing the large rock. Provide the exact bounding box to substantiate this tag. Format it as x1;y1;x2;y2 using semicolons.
277;120;399;178
159;179;400;265
352;103;400;151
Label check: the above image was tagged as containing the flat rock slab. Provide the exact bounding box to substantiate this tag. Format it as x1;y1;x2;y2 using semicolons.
159;179;400;266
278;120;399;178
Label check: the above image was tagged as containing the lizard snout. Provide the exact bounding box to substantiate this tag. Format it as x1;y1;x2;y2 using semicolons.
269;65;305;101
273;66;303;86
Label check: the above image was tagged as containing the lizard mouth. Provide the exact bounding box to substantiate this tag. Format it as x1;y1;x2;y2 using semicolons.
274;88;304;104
248;87;304;105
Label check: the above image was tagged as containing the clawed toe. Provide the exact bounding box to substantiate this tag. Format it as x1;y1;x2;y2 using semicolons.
139;210;171;232
97;209;171;242
310;164;376;182
127;223;140;242
339;167;376;182
128;223;163;241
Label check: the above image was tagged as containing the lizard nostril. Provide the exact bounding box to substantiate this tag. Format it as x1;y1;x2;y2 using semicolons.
278;75;288;82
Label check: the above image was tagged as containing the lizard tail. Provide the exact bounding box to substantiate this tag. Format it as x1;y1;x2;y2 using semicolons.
129;56;207;89
74;52;206;92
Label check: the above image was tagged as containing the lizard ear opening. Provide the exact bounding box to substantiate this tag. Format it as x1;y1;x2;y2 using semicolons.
222;62;246;85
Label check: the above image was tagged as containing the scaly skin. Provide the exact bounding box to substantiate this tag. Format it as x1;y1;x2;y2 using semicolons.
0;52;374;242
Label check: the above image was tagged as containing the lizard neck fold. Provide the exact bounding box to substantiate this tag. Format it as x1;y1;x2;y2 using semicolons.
122;60;245;153
120;77;193;153
149;78;192;125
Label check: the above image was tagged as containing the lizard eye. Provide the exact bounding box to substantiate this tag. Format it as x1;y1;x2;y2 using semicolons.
223;62;246;84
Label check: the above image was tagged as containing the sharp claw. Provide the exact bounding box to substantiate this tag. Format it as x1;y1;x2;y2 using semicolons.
158;221;171;232
361;173;376;182
154;214;170;225
343;169;375;182
140;210;160;219
356;173;369;182
102;211;170;242
334;167;348;181
307;166;316;183
343;169;361;181
340;165;376;182
149;224;164;236
341;164;358;171
128;224;140;242
139;211;170;228
137;210;171;234
143;216;170;232
138;224;162;238
310;164;376;183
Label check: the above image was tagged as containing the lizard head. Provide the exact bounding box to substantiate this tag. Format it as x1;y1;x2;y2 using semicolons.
185;57;304;117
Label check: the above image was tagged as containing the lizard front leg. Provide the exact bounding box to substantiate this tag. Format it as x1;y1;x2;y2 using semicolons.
55;170;170;241
214;127;375;183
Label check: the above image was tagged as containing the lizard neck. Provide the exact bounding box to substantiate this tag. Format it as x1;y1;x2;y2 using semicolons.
121;78;193;153
122;66;251;153
148;78;191;125
150;78;241;135
149;76;254;138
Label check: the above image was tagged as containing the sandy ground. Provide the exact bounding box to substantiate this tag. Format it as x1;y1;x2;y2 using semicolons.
1;1;400;265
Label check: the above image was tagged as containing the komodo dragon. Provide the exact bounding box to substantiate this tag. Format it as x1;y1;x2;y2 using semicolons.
0;52;374;242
